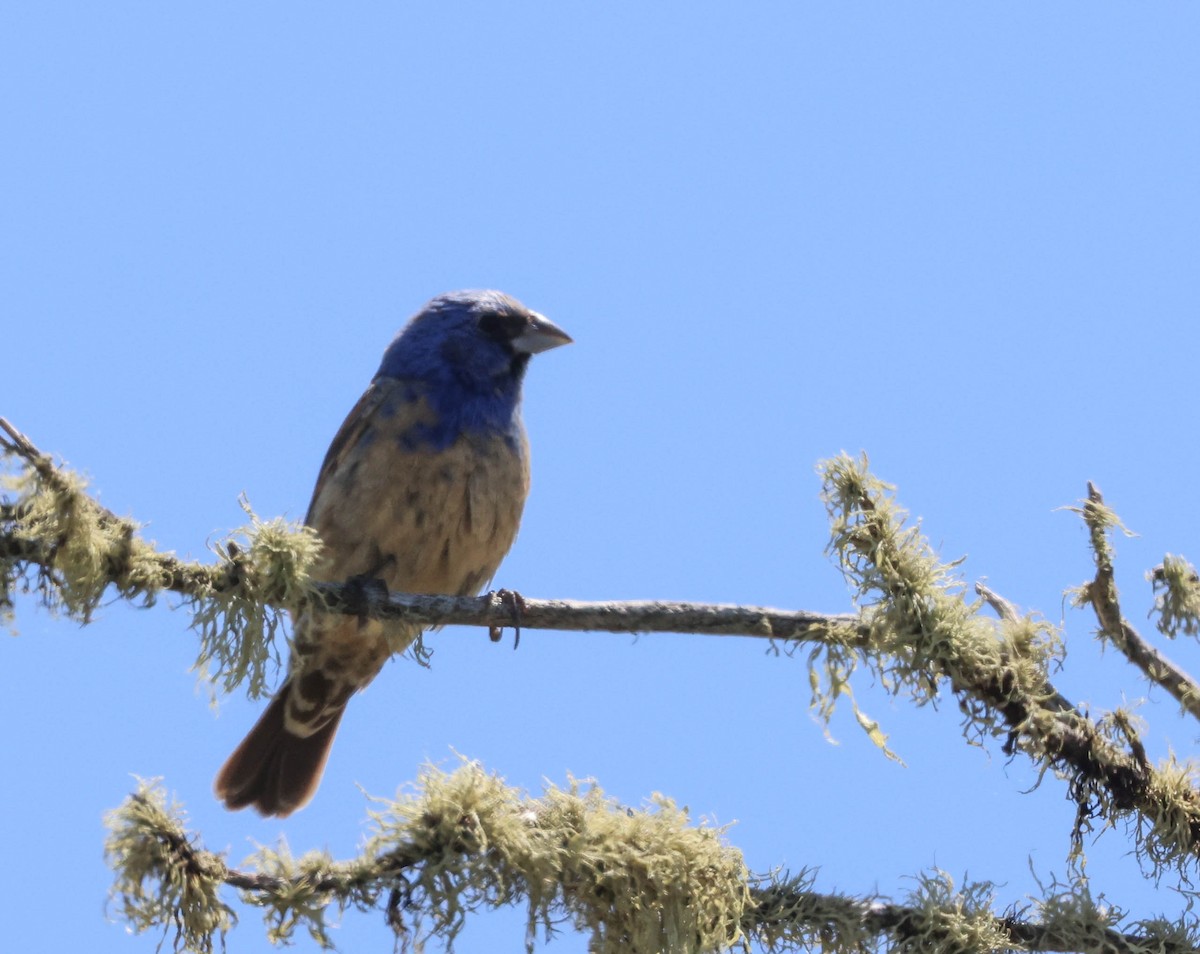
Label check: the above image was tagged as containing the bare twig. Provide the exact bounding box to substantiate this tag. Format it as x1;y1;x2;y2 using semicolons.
0;417;68;491
0;417;49;468
975;581;1021;623
312;586;860;641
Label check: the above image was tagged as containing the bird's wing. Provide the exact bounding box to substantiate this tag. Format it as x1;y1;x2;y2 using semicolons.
303;382;390;526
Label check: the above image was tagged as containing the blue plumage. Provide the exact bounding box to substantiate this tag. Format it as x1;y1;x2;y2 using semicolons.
215;290;571;817
376;290;549;449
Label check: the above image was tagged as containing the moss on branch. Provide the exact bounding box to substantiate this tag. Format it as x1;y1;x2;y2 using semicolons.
9;421;1200;949
106;769;1197;954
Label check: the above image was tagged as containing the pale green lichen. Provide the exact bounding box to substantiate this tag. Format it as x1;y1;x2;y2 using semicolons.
105;769;1200;953
14;438;1200;950
364;760;750;953
1135;753;1200;876
893;870;1012;954
748;867;877;952
1033;868;1200;954
2;460;172;621
108;764;750;954
1151;554;1200;641
810;457;1200;879
0;452;321;701
104;779;235;954
189;498;322;701
805;621;905;761
237;845;357;948
750;864;1200;954
1071;489;1135;579
814;454;1063;753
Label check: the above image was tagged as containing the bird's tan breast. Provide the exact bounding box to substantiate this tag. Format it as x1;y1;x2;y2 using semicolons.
290;390;531;685
307;427;530;597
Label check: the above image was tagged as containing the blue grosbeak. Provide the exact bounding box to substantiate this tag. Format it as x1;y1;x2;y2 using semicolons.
215;290;571;816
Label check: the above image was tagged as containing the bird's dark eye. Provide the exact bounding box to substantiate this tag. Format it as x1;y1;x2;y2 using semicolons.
478;309;527;344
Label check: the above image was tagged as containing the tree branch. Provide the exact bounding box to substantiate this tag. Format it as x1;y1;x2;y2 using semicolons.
819;456;1200;870
315;586;860;641
1077;482;1200;723
754;874;1189;954
1;416;855;644
9;421;1200;902
106;772;1196;954
974;581;1022;624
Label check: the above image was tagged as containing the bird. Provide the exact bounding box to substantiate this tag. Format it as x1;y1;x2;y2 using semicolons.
214;290;571;817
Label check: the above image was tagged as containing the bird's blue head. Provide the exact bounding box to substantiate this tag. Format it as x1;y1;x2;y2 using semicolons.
376;290;571;449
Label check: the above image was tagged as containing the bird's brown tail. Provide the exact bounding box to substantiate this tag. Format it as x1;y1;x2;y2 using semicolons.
214;679;345;818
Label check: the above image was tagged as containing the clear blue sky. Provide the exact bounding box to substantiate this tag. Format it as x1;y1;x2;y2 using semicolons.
4;4;1199;951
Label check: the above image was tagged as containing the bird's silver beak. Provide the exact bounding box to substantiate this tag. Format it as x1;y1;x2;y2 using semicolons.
512;312;573;354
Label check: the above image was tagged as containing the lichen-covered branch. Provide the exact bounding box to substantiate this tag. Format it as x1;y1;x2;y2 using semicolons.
0;416;857;700
11;421;1200;943
752;867;1193;954
818;455;1200;874
1;416;323;698
105;768;1197;954
1074;482;1200;723
108;763;751;954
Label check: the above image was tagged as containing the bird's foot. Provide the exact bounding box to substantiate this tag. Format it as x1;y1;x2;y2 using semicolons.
345;574;390;624
488;588;527;649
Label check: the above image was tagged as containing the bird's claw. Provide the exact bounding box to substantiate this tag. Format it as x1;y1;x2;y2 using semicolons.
346;574;390;624
489;588;527;649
